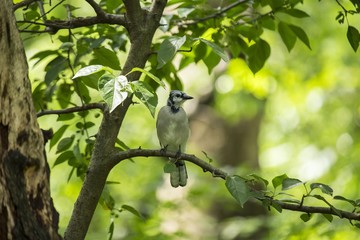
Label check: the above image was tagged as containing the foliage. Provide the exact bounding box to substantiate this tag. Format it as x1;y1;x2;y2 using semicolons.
12;0;360;239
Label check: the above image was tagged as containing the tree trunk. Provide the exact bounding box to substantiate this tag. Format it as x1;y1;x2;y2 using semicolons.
0;0;61;239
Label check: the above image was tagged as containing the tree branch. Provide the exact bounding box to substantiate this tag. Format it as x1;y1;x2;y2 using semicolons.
85;0;106;17
273;200;360;221
18;14;126;33
36;103;105;118
150;0;168;16
13;0;37;11
113;148;360;222
176;0;249;26
114;148;228;179
49;13;126;30
123;0;143;24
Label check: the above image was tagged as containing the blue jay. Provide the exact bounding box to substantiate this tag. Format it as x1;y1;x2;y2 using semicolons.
156;90;193;187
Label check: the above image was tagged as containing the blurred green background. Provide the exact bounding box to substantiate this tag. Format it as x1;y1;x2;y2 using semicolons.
20;0;360;239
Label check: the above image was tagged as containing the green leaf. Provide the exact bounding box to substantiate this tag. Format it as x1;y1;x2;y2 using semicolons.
50;125;69;149
282;178;303;190
56;83;72;108
300;213;311;222
336;12;345;24
247;39;271;74
24;9;40;21
311;194;342;217
78;71;104;90
199;38;229;62
322;213;333;222
354;223;360;229
157;36;187;69
347;26;360;52
310;183;333;196
106;0;121;12
194;42;208;63
31;50;58;67
53;151;74;167
131;81;158;117
282;9;310;18
225;175;251;207
115;138;130;150
271;201;283;213
259;15;276;31
56;135;75;154
126;67;165;88
262;198;271;209
121;204;144;220
44;56;67;85
203;51;221;74
76;121;95;130
272;174;288;189
73;65;106;79
74;80;92;104
289;24;311;50
333;195;356;206
236;25;263;42
278;21;296;52
108;221;114;240
98;74;129;113
59;42;75;50
177;8;194;18
100;186;115;210
92;47;121;70
248;173;269;186
280;199;302;204
67;167;76;182
163;162;177;173
73;143;82;161
63;4;80;11
106;181;121;185
57;113;75;121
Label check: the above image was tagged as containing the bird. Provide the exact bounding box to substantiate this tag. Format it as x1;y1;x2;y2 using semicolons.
156;90;193;187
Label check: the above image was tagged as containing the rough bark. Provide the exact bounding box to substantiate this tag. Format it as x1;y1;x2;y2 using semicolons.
0;0;60;239
64;1;168;239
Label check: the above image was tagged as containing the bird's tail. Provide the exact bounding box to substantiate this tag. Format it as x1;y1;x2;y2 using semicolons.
170;160;187;188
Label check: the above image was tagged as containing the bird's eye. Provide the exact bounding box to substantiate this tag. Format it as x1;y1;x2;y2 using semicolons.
175;94;181;98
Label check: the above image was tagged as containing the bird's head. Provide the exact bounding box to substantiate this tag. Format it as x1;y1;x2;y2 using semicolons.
167;90;193;110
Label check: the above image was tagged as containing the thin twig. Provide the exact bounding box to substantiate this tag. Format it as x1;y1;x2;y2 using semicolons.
37;103;105;118
20;14;126;31
85;0;106;17
335;0;349;25
274;200;360;221
13;0;37;11
65;4;75;77
19;29;53;33
176;0;249;26
20;0;66;32
37;0;47;21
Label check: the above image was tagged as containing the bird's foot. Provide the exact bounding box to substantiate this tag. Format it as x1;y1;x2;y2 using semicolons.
175;149;182;160
160;145;168;155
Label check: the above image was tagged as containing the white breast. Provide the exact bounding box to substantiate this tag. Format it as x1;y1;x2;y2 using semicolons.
156;106;190;152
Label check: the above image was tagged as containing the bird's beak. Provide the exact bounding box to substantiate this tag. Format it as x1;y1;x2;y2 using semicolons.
183;93;193;100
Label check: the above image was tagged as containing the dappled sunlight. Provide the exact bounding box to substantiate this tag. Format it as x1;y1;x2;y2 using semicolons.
296;145;336;181
16;0;360;239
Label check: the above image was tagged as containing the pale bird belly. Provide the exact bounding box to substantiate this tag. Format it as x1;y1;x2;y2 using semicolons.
161;122;187;151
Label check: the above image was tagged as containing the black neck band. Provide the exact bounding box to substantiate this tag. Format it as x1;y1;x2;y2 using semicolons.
170;105;180;113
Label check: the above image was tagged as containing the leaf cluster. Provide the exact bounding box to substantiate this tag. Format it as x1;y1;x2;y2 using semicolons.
225;173;360;226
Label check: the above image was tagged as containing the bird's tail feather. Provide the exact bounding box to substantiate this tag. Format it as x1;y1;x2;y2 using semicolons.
170;160;187;188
